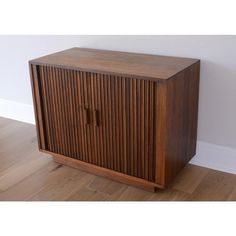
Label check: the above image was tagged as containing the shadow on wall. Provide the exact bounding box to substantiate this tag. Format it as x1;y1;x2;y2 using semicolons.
198;60;236;149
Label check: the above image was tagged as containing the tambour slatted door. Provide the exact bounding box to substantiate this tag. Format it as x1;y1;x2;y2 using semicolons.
32;66;90;161
29;47;200;192
31;65;157;182
90;74;157;182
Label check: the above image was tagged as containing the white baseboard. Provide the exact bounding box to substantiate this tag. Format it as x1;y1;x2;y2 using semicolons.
1;98;236;175
0;98;35;124
190;141;236;175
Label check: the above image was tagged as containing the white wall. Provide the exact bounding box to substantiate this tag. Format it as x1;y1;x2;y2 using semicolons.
1;35;236;151
0;36;83;104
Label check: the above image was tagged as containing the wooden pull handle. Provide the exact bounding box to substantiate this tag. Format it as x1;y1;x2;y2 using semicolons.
84;108;90;125
93;109;99;127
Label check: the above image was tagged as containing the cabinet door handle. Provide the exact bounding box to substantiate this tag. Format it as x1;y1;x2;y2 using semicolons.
84;108;90;125
93;109;99;127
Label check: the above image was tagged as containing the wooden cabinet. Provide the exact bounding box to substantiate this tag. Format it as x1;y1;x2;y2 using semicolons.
29;48;200;191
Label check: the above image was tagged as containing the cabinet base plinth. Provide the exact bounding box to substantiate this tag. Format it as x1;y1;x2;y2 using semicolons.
48;152;163;192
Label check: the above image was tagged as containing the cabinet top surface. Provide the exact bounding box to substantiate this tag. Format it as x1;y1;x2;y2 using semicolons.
30;47;199;80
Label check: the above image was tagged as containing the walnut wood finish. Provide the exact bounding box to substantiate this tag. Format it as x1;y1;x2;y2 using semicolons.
29;48;200;191
30;47;199;80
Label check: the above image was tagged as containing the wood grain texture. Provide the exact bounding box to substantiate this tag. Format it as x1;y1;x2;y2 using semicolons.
29;64;46;149
163;61;200;186
1;117;236;201
187;170;236;201
29;48;200;190
29;47;199;81
51;152;161;192
32;66;157;184
171;164;209;194
227;187;236;201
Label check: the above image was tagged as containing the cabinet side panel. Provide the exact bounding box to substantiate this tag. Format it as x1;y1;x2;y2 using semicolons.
187;62;200;158
164;62;200;186
29;63;46;150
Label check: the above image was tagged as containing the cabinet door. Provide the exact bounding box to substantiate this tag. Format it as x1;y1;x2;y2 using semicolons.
89;74;157;182
31;65;157;182
32;65;91;162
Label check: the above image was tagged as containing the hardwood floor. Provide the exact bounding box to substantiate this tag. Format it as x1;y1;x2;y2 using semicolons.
0;117;236;201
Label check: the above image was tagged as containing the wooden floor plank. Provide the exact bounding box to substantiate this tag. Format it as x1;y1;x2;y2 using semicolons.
117;186;154;201
1;117;236;201
88;176;128;195
28;167;95;201
0;120;39;172
0;160;59;200
67;186;108;201
227;187;236;201
187;170;236;201
148;189;190;201
0;153;51;192
171;164;209;194
67;176;128;201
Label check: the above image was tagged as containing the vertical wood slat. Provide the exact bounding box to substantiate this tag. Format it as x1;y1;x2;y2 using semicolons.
61;68;72;157
140;79;145;178
117;77;122;172
102;75;108;168
100;74;107;168
39;66;52;151
67;69;78;158
91;73;98;165
88;73;96;165
120;78;129;174
111;76;118;171
51;67;63;154
95;73;103;166
123;78;129;174
72;70;82;159
61;67;72;156
30;64;46;150
130;79;135;176
110;76;116;170
144;81;149;180
52;67;64;154
136;79;140;177
106;75;113;170
51;66;63;154
149;81;155;181
36;66;157;182
77;71;86;161
82;71;92;163
57;67;67;156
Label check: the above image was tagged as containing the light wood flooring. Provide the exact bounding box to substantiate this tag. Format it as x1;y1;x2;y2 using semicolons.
0;117;236;201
